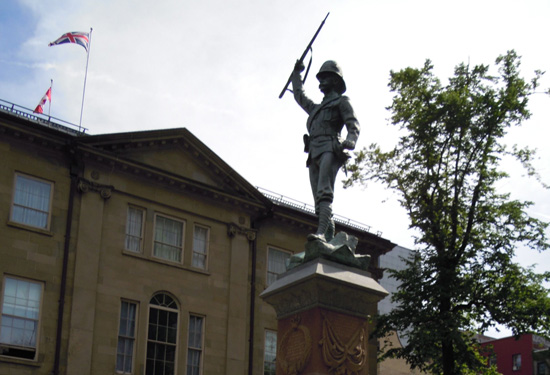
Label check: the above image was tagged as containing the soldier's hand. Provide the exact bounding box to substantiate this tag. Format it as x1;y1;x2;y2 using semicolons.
294;60;305;73
341;140;355;150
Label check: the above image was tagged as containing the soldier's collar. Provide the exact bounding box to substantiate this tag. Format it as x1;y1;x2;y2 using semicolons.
321;91;340;103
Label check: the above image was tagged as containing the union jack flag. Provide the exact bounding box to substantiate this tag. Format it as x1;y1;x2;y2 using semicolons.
48;31;90;52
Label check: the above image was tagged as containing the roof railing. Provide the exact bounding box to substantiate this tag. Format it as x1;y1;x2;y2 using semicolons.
0;98;88;136
257;186;381;236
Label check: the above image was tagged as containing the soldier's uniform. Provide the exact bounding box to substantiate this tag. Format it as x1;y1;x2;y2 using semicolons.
292;61;360;241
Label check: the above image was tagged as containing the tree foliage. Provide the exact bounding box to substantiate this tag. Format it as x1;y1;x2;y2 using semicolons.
344;51;550;374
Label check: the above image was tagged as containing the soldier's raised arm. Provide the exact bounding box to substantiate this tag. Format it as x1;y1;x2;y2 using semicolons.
292;60;316;115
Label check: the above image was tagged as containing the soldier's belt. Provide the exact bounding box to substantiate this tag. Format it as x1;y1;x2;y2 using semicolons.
309;134;337;139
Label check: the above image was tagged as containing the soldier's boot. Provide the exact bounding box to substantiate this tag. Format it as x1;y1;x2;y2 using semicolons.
308;202;332;242
325;218;335;242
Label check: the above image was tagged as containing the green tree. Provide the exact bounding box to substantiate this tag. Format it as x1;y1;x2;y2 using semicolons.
345;51;550;374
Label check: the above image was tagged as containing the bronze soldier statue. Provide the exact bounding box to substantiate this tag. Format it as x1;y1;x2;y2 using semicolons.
292;60;360;242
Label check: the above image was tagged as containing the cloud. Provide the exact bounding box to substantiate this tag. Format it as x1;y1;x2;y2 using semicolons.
0;59;56;71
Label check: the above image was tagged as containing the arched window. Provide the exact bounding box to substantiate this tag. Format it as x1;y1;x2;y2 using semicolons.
146;293;178;375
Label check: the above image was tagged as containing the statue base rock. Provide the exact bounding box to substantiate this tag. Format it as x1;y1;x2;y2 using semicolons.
287;231;371;271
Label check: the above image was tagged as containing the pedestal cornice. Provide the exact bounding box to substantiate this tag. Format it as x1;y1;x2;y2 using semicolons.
260;258;388;319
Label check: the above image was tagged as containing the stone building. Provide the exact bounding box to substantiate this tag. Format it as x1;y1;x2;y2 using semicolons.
0;102;395;375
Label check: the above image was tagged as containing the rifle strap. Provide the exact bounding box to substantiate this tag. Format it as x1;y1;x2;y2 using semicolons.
303;47;313;84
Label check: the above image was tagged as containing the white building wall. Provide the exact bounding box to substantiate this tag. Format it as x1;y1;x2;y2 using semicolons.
378;245;414;347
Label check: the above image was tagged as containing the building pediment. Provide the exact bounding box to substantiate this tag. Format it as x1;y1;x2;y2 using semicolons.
77;128;271;207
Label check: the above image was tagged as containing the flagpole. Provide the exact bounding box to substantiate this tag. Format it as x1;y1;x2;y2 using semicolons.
79;27;92;132
48;79;53;117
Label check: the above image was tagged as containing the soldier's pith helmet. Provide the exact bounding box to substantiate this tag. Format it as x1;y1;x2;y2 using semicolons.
316;60;346;94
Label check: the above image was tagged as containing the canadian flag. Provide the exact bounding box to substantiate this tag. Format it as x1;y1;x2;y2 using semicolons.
34;88;52;114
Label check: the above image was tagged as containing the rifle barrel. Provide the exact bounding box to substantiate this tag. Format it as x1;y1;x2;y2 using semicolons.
279;12;330;99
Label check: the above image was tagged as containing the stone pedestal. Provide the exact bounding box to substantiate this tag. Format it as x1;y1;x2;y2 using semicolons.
260;257;388;375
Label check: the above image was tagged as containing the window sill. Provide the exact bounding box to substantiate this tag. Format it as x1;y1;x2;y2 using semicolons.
188;266;210;275
0;355;41;367
7;221;53;236
122;250;210;275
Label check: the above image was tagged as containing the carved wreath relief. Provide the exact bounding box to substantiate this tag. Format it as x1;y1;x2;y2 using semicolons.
277;315;312;375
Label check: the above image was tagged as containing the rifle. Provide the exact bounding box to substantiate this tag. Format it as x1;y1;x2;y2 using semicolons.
278;12;329;99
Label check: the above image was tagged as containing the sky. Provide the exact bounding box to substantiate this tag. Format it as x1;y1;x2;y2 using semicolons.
1;0;549;337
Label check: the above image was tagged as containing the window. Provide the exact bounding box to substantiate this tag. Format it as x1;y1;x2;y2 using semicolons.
11;173;53;230
187;315;204;375
146;293;178;375
116;300;137;373
512;353;521;371
153;214;184;263
0;276;43;360
192;225;209;269
537;362;548;375
267;247;291;285
125;207;144;252
264;330;277;375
